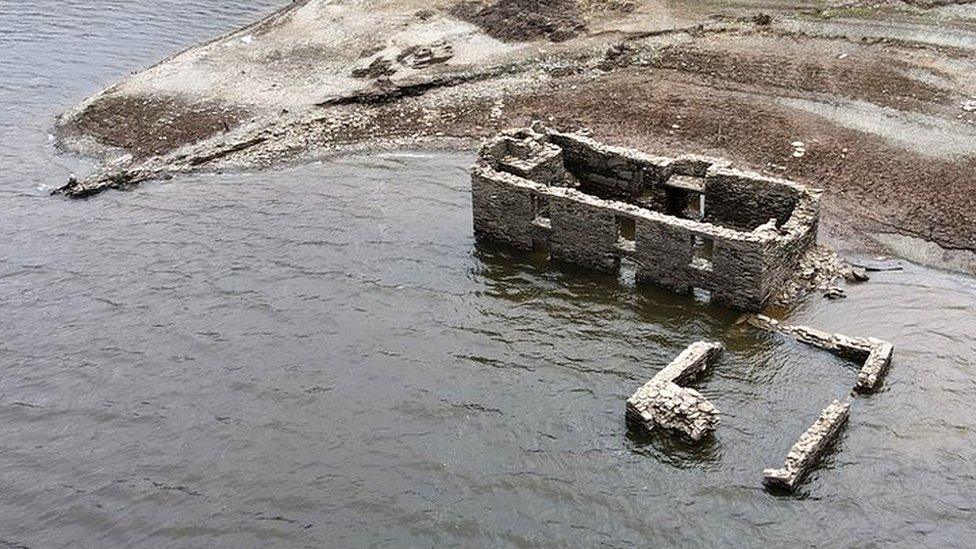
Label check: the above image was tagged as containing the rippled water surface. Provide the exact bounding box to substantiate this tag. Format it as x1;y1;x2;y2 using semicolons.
2;2;976;547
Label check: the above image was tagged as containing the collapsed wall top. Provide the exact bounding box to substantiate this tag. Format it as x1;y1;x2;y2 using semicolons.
470;126;823;311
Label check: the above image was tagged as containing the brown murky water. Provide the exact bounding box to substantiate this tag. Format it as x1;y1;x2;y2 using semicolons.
2;2;975;547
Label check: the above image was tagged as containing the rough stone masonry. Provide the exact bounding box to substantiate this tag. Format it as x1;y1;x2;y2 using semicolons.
470;126;822;311
763;399;851;492
626;341;723;441
745;314;894;393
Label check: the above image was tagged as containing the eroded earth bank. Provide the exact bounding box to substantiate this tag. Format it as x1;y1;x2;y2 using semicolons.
55;0;976;266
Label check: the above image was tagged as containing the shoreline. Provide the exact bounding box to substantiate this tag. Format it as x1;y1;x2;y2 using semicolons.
52;0;976;271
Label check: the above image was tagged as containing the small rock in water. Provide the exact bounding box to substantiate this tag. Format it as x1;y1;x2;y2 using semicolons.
824;286;846;300
844;266;870;283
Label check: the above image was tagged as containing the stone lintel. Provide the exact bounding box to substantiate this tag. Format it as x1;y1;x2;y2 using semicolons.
662;174;705;194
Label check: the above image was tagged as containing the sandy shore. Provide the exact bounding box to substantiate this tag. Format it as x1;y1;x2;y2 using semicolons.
54;0;976;262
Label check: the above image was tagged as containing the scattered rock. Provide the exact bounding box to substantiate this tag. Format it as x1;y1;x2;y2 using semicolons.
599;42;636;71
752;13;773;26
351;57;397;79
579;0;636;12
824;286;846;299
791;140;806;158
775;245;849;306
843;266;870;283
398;42;454;69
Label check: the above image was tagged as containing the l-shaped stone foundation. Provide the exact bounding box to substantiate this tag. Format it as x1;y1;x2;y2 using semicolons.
744;314;894;392
471;126;822;311
626;341;723;441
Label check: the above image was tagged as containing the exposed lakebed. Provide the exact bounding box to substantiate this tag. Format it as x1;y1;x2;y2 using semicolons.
1;2;975;546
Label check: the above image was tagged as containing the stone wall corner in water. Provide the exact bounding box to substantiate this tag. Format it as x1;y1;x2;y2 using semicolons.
744;313;895;393
626;341;724;442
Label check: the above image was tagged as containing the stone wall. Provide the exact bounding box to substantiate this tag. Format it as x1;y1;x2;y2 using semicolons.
548;131;670;203
745;314;895;393
470;128;822;311
471;168;538;250
627;341;724;441
705;168;804;231
653;341;725;385
763;399;851;492
548;191;621;273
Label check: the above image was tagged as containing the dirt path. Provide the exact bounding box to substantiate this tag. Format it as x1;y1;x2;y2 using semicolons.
54;0;976;260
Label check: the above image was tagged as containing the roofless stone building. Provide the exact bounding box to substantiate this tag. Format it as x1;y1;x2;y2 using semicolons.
470;126;822;311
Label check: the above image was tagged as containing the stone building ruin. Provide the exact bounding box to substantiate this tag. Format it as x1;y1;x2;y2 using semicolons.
470;126;822;311
470;127;877;492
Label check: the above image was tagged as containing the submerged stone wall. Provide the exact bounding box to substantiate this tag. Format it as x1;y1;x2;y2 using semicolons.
627;341;724;441
763;399;851;492
745;314;894;393
470;127;822;311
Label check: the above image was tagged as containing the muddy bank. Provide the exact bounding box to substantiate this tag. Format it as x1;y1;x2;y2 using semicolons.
449;0;586;42
54;0;976;263
69;94;251;160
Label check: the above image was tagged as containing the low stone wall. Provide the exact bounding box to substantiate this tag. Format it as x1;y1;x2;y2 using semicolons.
745;314;894;393
705;168;804;231
627;341;723;441
858;341;895;392
654;341;725;385
548;131;670;203
763;399;851;492
470;128;822;311
471;167;539;251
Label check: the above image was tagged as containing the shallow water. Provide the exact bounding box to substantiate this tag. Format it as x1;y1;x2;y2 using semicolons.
2;2;976;547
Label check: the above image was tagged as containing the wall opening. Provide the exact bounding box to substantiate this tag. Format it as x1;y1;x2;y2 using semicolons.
619;257;638;287
616;215;636;246
532;194;551;227
639;186;661;211
690;235;714;272
532;237;551;261
665;188;704;221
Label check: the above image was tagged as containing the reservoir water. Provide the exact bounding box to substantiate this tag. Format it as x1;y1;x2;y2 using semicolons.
2;2;975;546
